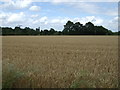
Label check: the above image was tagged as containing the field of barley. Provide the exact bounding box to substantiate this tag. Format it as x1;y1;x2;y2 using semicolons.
2;36;118;88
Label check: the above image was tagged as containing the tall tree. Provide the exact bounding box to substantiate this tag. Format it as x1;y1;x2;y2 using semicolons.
63;20;74;35
49;28;56;35
85;22;95;35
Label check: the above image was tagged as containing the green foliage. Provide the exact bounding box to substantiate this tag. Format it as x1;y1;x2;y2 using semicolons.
1;20;117;35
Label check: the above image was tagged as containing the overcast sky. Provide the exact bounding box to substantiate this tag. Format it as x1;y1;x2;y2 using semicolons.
0;0;119;32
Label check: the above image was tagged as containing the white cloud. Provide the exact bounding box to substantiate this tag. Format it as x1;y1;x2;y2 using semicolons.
32;0;119;2
0;10;117;31
0;12;27;27
31;14;39;18
105;16;118;31
29;6;41;11
34;16;104;30
72;16;103;26
15;0;32;8
73;16;118;31
105;9;118;16
51;19;61;23
82;16;103;25
0;0;119;3
7;12;25;23
50;17;70;24
40;16;48;23
0;12;7;19
33;16;48;25
29;16;118;31
109;16;118;23
74;3;99;14
0;0;32;10
0;12;10;25
0;0;11;2
66;2;118;16
0;0;118;17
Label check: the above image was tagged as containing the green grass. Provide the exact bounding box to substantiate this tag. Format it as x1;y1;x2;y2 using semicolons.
2;62;25;88
70;70;99;88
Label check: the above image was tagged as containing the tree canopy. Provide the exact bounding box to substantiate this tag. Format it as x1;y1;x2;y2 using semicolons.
1;20;119;35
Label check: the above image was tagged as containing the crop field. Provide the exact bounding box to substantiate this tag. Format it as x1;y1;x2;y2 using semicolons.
2;36;118;88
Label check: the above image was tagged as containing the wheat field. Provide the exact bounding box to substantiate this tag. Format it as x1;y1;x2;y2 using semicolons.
2;36;118;88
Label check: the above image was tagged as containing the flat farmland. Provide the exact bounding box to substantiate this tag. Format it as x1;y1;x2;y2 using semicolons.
2;36;118;88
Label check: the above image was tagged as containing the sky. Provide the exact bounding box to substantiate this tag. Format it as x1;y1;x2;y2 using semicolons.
0;0;119;32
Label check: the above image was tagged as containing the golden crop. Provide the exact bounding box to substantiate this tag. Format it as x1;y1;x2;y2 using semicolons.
2;36;118;88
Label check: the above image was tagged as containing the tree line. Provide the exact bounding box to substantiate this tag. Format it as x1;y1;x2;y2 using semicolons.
1;20;119;35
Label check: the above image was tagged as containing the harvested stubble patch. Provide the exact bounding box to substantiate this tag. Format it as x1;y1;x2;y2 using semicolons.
2;36;118;88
